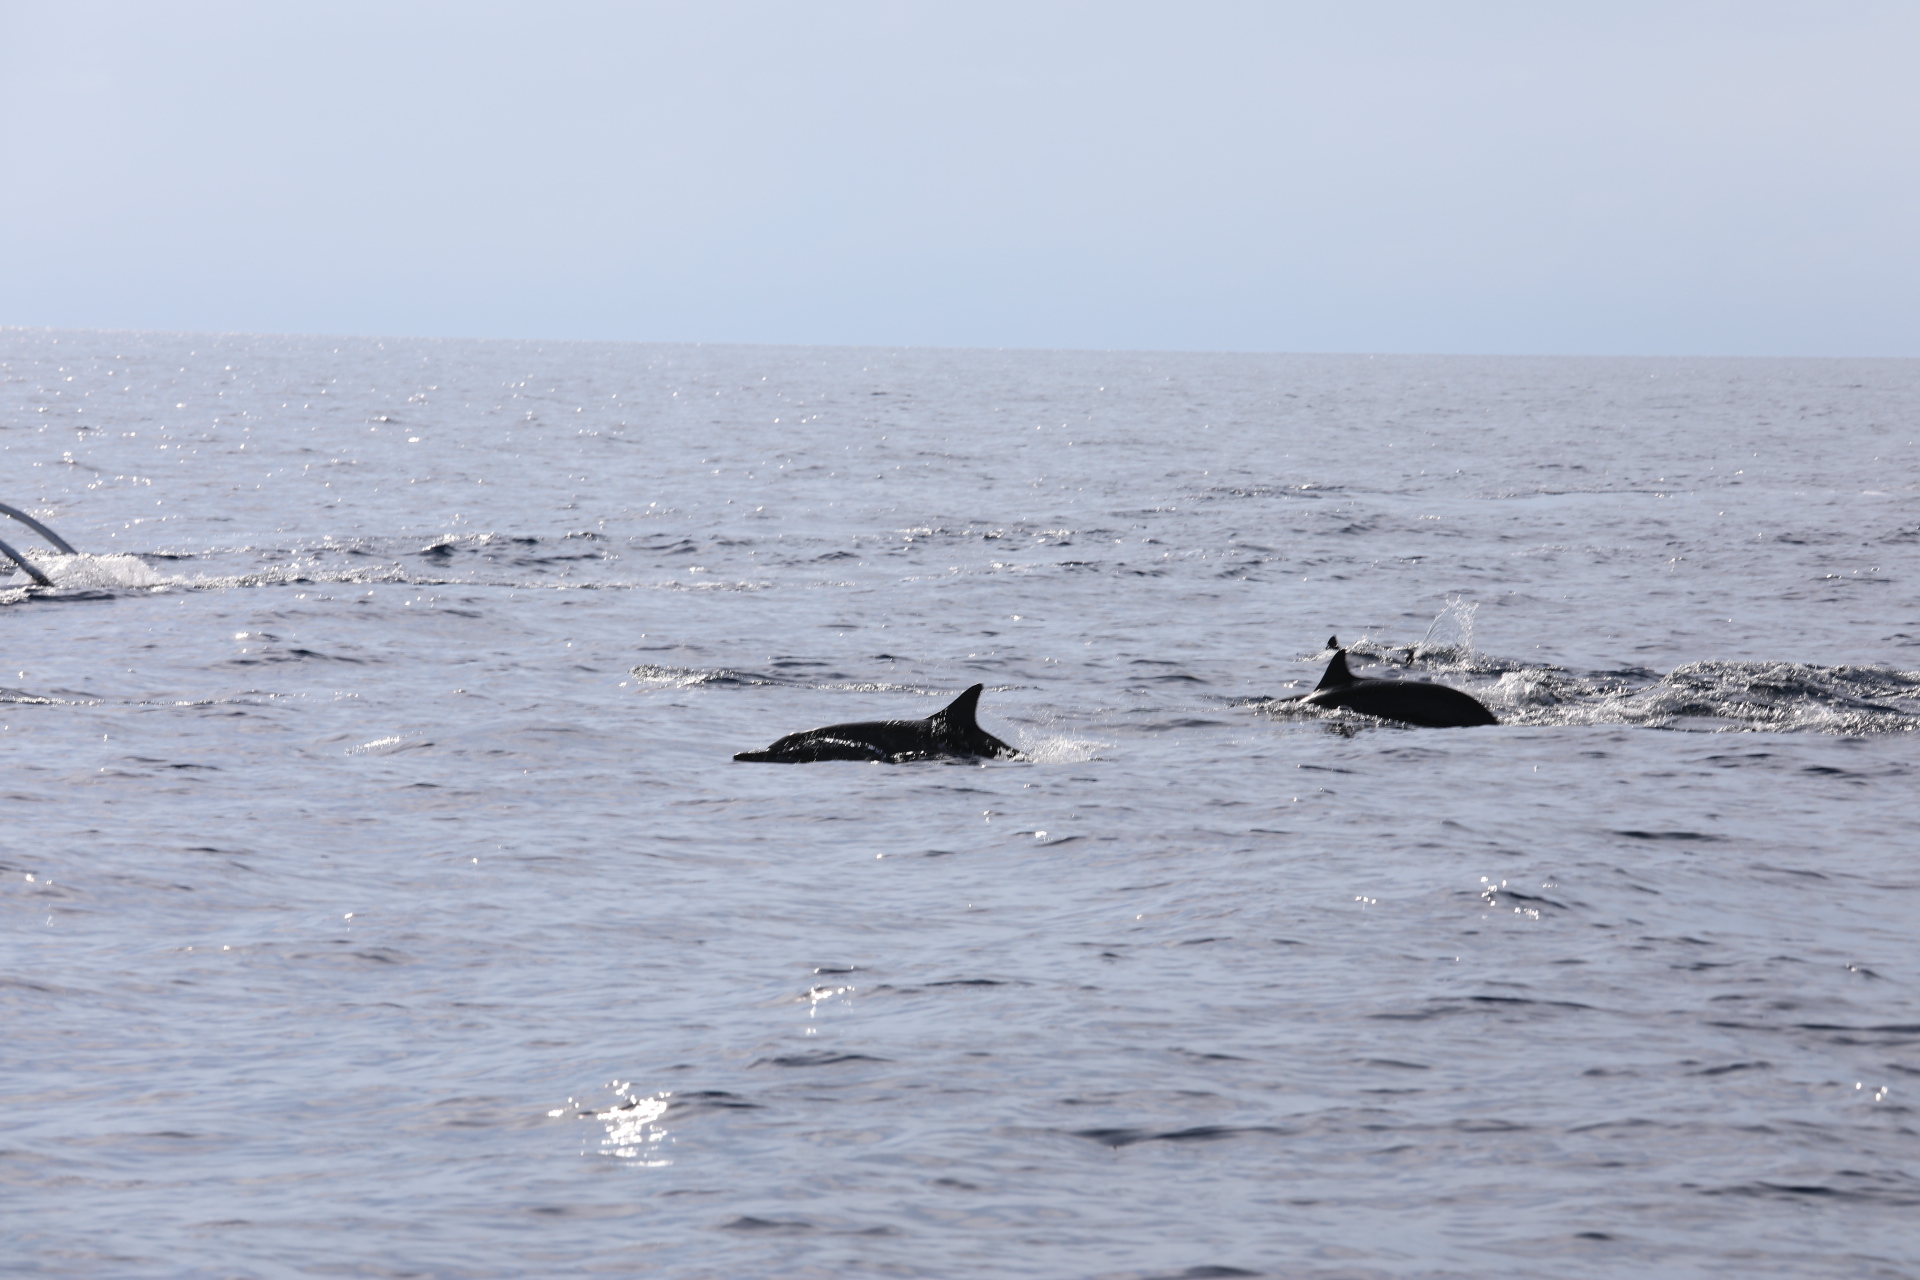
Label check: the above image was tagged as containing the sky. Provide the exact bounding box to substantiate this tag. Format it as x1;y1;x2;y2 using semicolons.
4;1;1917;356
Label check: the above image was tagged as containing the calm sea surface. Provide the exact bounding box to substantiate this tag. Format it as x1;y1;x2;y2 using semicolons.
3;329;1917;1279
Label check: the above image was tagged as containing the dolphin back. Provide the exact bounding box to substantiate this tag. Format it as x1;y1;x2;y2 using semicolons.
733;721;919;763
1302;647;1497;728
732;685;1021;762
1317;680;1496;728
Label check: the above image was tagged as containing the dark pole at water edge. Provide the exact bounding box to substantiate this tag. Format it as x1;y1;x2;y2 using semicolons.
0;502;78;586
0;535;54;585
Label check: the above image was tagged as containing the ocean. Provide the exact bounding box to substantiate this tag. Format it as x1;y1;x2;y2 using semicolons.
3;328;1916;1278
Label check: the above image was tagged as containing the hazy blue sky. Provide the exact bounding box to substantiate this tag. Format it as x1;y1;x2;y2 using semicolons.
5;1;1916;354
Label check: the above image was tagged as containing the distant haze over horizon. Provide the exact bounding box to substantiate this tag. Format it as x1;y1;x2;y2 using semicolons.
6;1;1917;358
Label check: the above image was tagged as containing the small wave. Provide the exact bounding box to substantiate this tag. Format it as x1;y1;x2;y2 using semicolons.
1070;1124;1293;1148
0;687;92;706
346;735;434;756
629;664;783;690
1611;660;1920;733
1193;482;1339;501
651;578;772;592
1237;695;1320;719
1492;660;1920;734
626;663;962;696
2;557;778;603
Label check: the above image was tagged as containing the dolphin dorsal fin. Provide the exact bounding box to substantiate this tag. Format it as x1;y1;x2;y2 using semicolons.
1327;635;1339;650
1315;650;1356;691
929;684;985;733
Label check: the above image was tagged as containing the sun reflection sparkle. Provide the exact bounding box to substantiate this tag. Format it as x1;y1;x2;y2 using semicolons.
593;1088;672;1164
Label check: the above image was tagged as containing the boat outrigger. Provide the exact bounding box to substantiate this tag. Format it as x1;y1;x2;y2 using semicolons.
0;503;78;587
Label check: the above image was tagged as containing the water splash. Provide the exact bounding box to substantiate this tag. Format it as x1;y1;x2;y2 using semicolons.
1015;734;1109;763
1415;596;1477;662
19;552;167;590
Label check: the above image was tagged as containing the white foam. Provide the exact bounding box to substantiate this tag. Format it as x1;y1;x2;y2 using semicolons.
1016;734;1109;764
22;552;167;589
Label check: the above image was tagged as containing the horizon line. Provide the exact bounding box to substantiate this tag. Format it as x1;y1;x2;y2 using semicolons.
4;322;1916;363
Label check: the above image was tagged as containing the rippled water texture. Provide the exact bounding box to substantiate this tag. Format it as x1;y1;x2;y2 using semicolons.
4;330;1917;1278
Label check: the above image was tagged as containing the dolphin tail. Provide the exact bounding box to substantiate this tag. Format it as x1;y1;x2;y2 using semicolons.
1314;649;1357;691
929;683;1019;758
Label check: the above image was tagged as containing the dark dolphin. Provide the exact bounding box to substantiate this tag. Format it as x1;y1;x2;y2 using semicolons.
1297;636;1498;728
733;684;1021;762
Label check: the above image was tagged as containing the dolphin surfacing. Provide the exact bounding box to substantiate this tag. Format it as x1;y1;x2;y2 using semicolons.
1300;640;1498;728
733;684;1021;763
